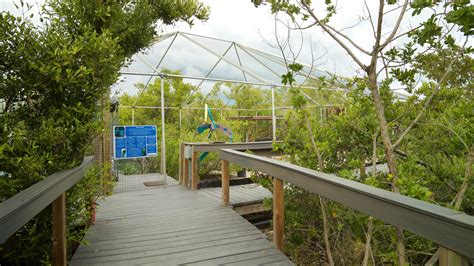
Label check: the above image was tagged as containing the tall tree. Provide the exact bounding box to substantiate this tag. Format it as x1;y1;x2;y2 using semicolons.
253;0;472;264
0;1;208;263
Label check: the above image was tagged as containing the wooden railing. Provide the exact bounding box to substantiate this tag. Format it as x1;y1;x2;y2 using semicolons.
219;149;474;265
179;141;277;190
0;156;94;266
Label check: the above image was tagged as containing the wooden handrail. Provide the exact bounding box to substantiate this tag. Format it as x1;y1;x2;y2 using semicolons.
219;149;474;261
180;141;280;190
0;156;94;265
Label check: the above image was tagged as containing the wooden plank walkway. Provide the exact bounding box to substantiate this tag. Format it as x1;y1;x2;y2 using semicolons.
199;184;272;206
114;173;178;194
71;185;292;265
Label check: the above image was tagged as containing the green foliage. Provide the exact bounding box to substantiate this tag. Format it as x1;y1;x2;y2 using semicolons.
1;0;208;263
409;15;442;46
270;60;471;263
446;4;473;35
117;79;277;179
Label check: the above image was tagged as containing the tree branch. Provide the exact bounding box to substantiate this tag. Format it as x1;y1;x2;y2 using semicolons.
319;196;335;266
364;0;377;39
379;0;409;51
300;1;367;70
324;23;371;55
392;42;464;149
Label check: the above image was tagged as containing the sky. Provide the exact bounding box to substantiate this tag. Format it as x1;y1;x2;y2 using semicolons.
117;0;418;96
1;0;467;97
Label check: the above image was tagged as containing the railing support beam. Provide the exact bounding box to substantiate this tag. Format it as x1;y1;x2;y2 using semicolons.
273;177;284;251
52;193;66;266
179;143;184;185
191;152;198;190
221;160;230;205
184;158;190;188
439;246;467;266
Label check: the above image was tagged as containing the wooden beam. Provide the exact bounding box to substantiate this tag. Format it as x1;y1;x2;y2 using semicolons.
191;152;198;190
52;193;66;266
179;143;183;185
439;246;467;266
234;202;265;215
221;160;230;205
184;158;190;188
220;149;474;258
273;177;284;251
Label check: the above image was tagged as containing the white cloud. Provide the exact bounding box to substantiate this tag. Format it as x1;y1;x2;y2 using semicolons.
3;0;468;98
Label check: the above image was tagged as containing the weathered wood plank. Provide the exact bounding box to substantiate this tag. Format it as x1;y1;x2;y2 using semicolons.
221;160;230;205
75;227;260;255
186;248;282;265
191;152;198;190
225;253;293;265
71;184;290;265
0;157;93;244
199;184;272;207
184;158;190;187
74;229;265;260
52;193;67;266
273;178;284;251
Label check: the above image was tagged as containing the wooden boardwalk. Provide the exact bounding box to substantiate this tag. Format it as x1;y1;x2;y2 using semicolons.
71;184;292;265
113;173;178;194
199;184;272;206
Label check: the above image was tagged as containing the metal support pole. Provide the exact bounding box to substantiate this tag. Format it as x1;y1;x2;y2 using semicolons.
271;86;276;143
180;33;271;84
196;42;235;89
233;43;248;82
160;76;167;184
134;33;178;106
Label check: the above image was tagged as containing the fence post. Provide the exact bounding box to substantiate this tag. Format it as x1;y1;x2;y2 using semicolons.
184;158;190;188
273;177;284;251
221;160;230;205
179;143;183;185
439;246;467;266
52;193;66;266
191;151;198;190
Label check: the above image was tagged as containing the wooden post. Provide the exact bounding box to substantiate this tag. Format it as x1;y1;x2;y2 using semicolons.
52;193;66;266
221;160;230;205
184;158;190;188
273;177;284;251
439;246;467;266
179;143;183;185
191;151;198;190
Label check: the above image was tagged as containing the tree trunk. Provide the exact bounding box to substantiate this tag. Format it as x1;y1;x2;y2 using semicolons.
367;70;406;265
363;134;378;266
362;217;374;266
454;145;473;210
305;113;334;265
319;196;335;266
305;115;324;171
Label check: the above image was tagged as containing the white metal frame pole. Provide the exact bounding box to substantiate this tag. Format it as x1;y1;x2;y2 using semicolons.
131;107;135;125
160;75;167;184
271;86;276;143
